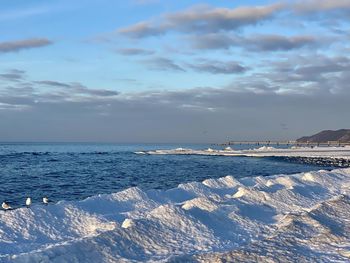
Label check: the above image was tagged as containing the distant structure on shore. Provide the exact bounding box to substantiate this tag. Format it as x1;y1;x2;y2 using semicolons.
219;129;350;146
297;129;350;143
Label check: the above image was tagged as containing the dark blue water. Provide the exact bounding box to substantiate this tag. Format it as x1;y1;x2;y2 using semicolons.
0;143;334;208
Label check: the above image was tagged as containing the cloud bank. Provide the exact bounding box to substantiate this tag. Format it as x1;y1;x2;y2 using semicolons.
0;38;52;53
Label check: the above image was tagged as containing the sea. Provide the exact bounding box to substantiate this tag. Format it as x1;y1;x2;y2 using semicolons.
0;143;335;208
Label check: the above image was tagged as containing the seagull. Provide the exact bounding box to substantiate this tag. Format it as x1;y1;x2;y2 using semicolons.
2;202;11;211
25;197;32;208
43;197;49;205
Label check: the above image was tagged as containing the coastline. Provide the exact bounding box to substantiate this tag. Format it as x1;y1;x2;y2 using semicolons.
141;146;350;167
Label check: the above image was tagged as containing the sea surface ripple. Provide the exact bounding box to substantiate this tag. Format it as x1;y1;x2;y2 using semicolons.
0;143;334;208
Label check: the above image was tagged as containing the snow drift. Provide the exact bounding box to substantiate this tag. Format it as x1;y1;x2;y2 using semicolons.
1;168;350;262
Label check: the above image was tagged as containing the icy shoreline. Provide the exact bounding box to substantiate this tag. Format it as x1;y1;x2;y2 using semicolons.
140;146;350;167
1;168;350;262
141;145;350;158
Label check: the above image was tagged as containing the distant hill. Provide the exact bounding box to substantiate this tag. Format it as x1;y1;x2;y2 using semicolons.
297;129;350;143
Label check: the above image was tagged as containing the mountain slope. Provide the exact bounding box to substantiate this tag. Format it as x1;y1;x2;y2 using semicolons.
297;129;350;143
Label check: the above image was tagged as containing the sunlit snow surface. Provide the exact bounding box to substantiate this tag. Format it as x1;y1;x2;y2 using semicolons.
1;167;350;262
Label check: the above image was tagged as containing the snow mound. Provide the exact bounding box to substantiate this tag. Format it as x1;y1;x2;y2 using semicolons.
302;172;317;182
1;168;350;262
121;218;134;229
256;146;276;151
232;187;248;198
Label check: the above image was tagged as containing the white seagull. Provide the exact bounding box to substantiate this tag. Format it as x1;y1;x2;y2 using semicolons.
43;197;49;205
26;197;32;207
2;202;11;211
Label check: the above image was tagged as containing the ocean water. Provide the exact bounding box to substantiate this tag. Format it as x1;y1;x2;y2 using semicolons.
0;143;334;208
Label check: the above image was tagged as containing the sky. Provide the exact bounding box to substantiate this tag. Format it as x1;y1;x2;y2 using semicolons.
0;0;349;143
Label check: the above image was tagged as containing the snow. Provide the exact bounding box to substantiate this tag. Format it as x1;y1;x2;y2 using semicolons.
1;168;350;262
141;145;350;161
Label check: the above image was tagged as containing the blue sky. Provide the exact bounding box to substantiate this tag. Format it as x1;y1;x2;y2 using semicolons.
0;0;350;142
0;0;274;91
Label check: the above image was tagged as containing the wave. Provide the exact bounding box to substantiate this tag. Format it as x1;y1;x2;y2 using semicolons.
0;151;124;158
0;168;349;262
0;152;52;157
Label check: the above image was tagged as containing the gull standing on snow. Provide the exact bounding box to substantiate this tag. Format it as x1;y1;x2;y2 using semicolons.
43;197;49;205
26;197;32;208
2;202;11;211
